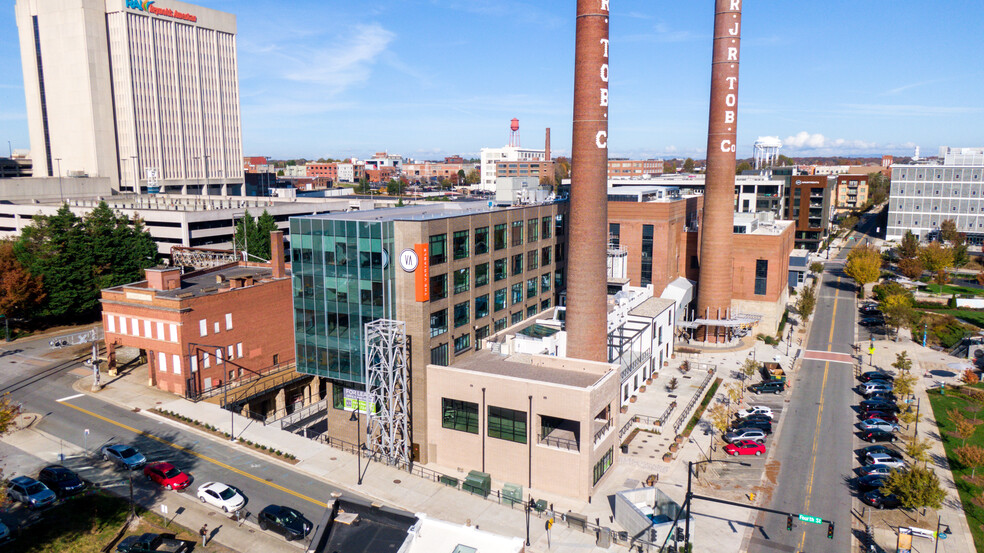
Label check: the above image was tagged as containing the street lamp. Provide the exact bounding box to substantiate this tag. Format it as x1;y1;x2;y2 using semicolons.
350;410;364;485
682;459;750;550
54;157;63;203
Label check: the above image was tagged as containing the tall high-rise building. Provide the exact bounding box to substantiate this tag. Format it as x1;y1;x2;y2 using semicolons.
15;0;244;194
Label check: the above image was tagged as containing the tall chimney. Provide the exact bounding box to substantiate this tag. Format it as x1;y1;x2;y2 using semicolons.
545;128;551;162
696;0;742;342
270;230;285;278
566;0;610;363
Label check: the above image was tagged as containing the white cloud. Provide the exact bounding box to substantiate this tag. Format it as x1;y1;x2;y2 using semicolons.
784;131;828;149
278;24;395;91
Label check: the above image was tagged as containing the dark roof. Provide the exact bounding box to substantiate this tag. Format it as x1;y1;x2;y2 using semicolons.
308;498;416;553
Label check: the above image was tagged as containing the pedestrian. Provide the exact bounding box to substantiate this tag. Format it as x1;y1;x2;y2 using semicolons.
200;524;208;547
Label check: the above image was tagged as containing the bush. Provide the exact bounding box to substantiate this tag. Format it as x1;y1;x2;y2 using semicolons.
962;369;980;384
933;318;968;348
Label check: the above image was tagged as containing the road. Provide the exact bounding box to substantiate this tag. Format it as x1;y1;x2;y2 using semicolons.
747;215;880;553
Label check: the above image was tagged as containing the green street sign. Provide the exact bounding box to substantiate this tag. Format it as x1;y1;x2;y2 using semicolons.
798;514;823;525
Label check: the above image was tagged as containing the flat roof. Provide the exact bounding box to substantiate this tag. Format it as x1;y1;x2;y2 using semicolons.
312;499;417;553
295;200;559;223
629;297;675;318
449;350;605;389
109;265;285;299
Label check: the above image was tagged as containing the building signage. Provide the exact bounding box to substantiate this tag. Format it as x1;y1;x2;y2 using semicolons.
126;0;198;23
414;243;429;302
399;248;419;272
342;388;376;414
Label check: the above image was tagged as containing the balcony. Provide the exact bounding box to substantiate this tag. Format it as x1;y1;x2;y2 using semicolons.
539;415;580;452
593;418;613;445
620;347;652;382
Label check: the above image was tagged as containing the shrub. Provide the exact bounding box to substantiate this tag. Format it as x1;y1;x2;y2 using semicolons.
962;369;980;384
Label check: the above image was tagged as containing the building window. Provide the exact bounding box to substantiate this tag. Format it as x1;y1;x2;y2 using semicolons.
476;294;490;319
541;298;551;310
541;273;552;292
475;227;489;255
453;230;469;260
555;243;565;263
476;325;490;340
494;288;507;312
754;259;768;295
593;447;614;485
430;309;448;338
332;384;345;410
555;214;565;236
442;398;479;434
512;253;524;276
475;263;489;287
541;246;552;266
526;305;537;318
493;224;507;250
429;234;447;264
454;301;470;327
431;343;449;366
511;311;524;325
528;218;538;242
454;268;470;294
494;318;507;332
488;406;527;444
454;333;471;354
641;224;654;286
528;250;539;271
494;258;507;281
511;283;523;305
511;221;523;246
609;223;620;247
430;273;448;300
527;278;538;299
542;216;552;239
555;268;565;291
690;255;699;270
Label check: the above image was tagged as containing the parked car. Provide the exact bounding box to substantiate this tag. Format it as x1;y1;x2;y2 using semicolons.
731;419;772;434
724;428;768;444
861;430;899;443
197;482;245;512
859;304;881;315
858;464;898;478
858;371;894;383
7;476;56;509
864;452;906;470
858;444;904;462
143;462;191;491
734;413;773;425
101;444;147;470
116;532;190;553
258;505;312;542
861;411;898;424
866;392;899;404
724;440;766;457
861;489;901;510
736;406;774;420
858;418;899;433
859;317;884;327
38;465;87;497
859;382;894;396
856;474;888;493
0;521;9;542
860;399;900;414
748;381;785;395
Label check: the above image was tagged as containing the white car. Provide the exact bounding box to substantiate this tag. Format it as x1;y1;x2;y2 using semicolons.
865;452;906;470
736;406;774;420
858;418;899;433
197;482;246;512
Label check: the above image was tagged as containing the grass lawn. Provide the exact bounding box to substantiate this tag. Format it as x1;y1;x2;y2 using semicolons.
920;308;984;329
927;383;984;552
923;283;984;297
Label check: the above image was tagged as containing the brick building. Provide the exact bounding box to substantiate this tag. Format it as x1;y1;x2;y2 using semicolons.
833;174;869;210
306;163;338;182
608;159;663;179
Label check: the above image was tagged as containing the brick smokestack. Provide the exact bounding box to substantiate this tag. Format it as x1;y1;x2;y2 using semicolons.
270;230;285;278
566;0;610;363
545;128;551;161
696;0;742;342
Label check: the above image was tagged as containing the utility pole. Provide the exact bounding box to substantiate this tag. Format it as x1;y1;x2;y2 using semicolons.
55;157;64;203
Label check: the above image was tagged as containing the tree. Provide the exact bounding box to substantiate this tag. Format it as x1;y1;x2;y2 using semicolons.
386;179;406;196
898;406;920;429
845;245;882;296
956;445;984;477
725;382;743;411
977;269;984;287
707;404;730;436
796;281;817;317
881;466;946;510
949;409;976;447
903;437;932;466
920;242;954;290
840;215;859;230
741;359;760;383
940;219;959;244
554;157;571;183
465;169;480;185
276;169;284;177
683;158;695;173
735;161;752;174
667;377;679;393
898;231;920;260
894;371;916;399
0;393;21;500
881;294;914;341
962;369;980;384
898;257;923;280
456;169;466;184
809;261;824;274
663;160;676;174
0;240;45;321
777;155;793;167
953;242;969;268
892;351;913;373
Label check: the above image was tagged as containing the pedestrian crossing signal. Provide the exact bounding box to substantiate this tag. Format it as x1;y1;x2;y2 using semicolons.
827;522;834;539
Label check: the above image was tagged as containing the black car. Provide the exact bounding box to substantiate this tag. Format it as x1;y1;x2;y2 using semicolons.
859;317;884;327
734;413;772;425
116;533;189;553
38;465;87;497
859;304;881;315
748;381;785;395
731;420;773;435
866;391;898;403
860;399;900;413
258;505;312;542
857;474;888;493
858;371;894;383
861;430;898;443
861;490;901;510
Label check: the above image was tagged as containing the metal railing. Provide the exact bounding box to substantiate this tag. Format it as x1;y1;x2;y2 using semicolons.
618;418;635;439
539;433;579;452
199;363;295;401
219;365;308;407
620;348;652;382
279;397;329;430
593;419;613;445
672;367;717;436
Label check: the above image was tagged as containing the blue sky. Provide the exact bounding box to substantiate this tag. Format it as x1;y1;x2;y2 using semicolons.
1;0;982;161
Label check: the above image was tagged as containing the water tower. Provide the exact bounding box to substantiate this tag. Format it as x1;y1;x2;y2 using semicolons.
509;118;520;147
753;137;782;169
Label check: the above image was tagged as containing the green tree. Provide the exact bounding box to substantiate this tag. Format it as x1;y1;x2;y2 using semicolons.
920;242;954;290
234;210;277;261
465;169;480;185
940;219;959;244
0;240;45;321
892;351;913;373
796;281;817;317
735;161;752;174
903;437;932;466
881;294;914;341
663;160;676;174
683;158;695;173
868;172;890;205
809;261;824;274
898;230;920;260
845;244;883;297
456;169;466;184
777;154;793;167
898;406;920;429
741;359;760;383
880;466;946;510
956;445;984;478
386;179;406;196
840;215;859;230
894;371;916;399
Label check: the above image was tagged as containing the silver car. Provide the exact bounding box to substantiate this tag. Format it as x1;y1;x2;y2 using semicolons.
724;427;767;444
7;476;56;510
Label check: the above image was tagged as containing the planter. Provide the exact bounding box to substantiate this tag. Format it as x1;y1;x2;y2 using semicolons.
669;443;679;452
671;353;676;359
646;378;653;386
662;453;673;462
629;396;638;403
664;361;669;367
639;385;647;393
675;434;685;444
620;405;629;414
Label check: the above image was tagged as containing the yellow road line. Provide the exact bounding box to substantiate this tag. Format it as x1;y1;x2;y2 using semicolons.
60;401;328;508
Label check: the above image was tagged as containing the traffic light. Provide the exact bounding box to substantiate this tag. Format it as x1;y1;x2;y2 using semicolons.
675;527;684;542
827;522;835;539
786;515;793;531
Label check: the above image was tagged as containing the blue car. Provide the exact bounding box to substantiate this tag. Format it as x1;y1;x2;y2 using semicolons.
101;444;147;470
8;475;57;509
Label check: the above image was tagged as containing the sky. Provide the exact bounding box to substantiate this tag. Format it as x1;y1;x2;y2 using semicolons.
1;0;982;161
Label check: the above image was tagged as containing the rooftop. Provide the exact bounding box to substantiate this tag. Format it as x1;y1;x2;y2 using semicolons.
111;265;285;300
449;349;608;389
404;514;524;553
629;297;675;318
296;199;560;223
309;499;417;553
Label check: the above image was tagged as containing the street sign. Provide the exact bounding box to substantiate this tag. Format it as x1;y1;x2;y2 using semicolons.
798;514;822;525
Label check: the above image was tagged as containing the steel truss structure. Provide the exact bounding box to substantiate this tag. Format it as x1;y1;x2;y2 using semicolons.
363;319;411;465
170;246;241;270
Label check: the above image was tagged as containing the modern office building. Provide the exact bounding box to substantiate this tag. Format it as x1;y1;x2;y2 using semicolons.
784;175;834;251
15;0;244;194
887;147;984;243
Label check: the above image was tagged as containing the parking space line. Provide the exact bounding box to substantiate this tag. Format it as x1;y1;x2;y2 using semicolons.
56;393;84;402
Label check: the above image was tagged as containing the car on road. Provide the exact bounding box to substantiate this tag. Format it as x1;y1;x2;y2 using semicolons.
736;406;774;420
861;489;901;510
116;532;190;553
864;452;906;470
143;462;191;491
7;475;57;510
258;505;312;542
724;440;765;457
37;465;87;497
856;474;888;493
861;411;898;424
858;444;903;462
858;371;893;383
730;419;772;435
197;482;245;512
860;399;900;414
860;429;899;443
858;463;899;478
724;428;768;444
101;444;147;470
748;381;785;395
858;418;899;433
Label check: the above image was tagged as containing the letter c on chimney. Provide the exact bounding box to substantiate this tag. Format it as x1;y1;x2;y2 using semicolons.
720;140;735;153
596;131;608;149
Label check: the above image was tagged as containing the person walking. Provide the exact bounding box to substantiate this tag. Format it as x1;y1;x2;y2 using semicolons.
200;524;208;547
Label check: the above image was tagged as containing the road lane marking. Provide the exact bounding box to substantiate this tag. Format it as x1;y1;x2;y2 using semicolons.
56;393;84;402
58;400;328;509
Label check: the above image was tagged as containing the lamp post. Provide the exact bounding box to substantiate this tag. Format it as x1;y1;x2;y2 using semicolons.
684;459;750;550
350;410;363;485
54;157;63;203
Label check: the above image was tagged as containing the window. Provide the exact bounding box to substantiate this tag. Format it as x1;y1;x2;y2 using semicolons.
454;301;470;327
494;288;507;312
641;224;654;285
528;218;538;242
555;243;565;262
476;295;490;319
690;255;699;270
541;298;551;310
609;223;620;247
528;250;539;270
429;234;447;264
593;447;614;485
442;398;479;434
555;268;565;290
494;258;507;281
527;278;537;298
475;263;489;287
511;283;523;305
511;221;523;246
430;309;448;337
541;246;552;266
453;230;469;260
555;214;565;236
454;268;470;294
431;273;448;300
225;313;233;330
494;318;507;332
454;334;471;354
332;384;345;410
754;259;768;295
493;224;507;250
488;406;527;444
527;305;537;318
199;319;207;337
476;325;490;340
474;227;489;255
541;216;552;239
431;343;449;366
511;311;524;325
512;253;524;276
541;272;551;292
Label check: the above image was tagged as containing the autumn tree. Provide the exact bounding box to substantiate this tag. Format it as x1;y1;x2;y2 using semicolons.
977;269;984;287
956;445;984;477
949;409;976;447
962;369;980;384
741;359;760;384
881;466;946;510
940;219;959;244
726;382;744;410
683;158;695;173
892;351;913;373
465;168;480;185
663;160;676;174
920;241;954;290
903;437;932;467
898;406;920;429
707;404;730;437
894;371;917;399
898;257;924;280
881;293;914;341
0;240;45;322
796;281;817;317
0;393;21;499
845;244;883;297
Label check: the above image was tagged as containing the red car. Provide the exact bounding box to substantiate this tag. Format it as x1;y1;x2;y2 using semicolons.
143;462;191;491
863;411;898;424
724;440;765;456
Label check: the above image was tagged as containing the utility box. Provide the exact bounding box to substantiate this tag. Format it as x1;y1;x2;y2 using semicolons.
761;361;786;382
462;470;491;498
502;482;523;506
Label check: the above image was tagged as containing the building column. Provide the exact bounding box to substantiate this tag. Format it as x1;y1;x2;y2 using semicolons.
308;378;320;402
107;342;117;375
275;388;286;418
147;350;157;388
